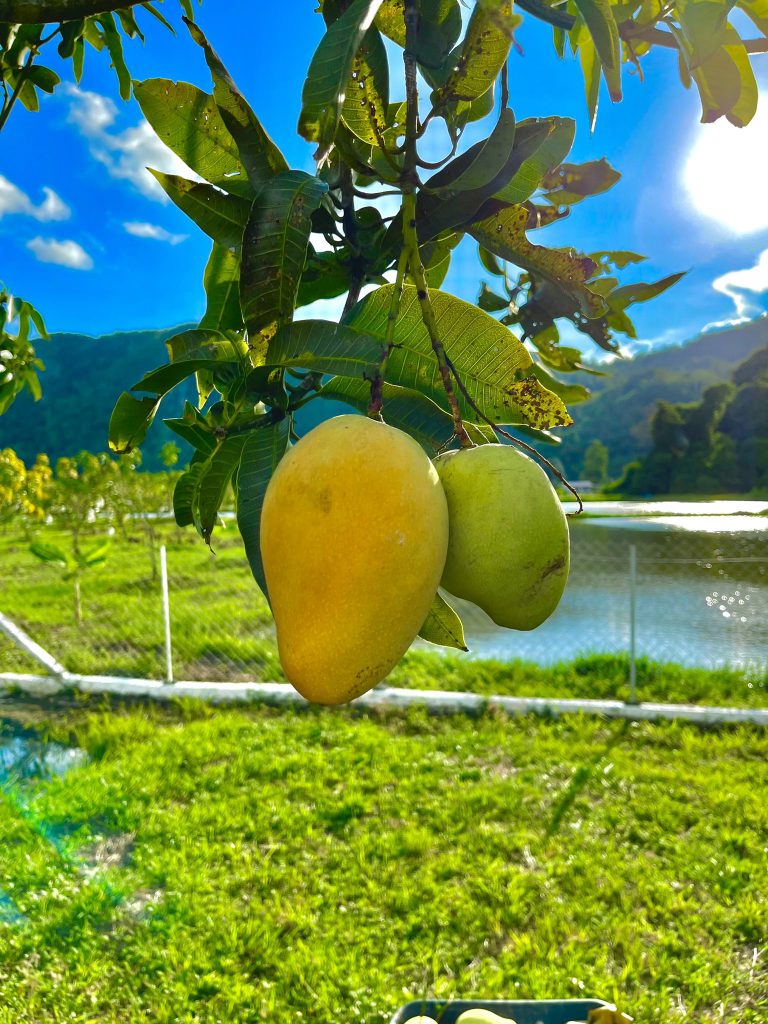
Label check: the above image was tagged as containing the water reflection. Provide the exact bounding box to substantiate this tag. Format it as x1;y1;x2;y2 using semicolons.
458;518;768;672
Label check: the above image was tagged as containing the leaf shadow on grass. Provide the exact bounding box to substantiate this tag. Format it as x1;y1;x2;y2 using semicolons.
544;719;630;841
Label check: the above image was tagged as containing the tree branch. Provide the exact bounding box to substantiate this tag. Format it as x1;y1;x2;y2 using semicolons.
514;0;768;54
0;0;143;23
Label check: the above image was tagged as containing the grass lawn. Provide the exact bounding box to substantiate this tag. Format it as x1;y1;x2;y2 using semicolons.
1;695;766;1023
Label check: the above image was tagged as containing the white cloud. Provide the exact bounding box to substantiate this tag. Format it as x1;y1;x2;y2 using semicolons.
711;249;768;323
64;84;199;201
27;237;93;270
0;174;70;222
124;221;187;245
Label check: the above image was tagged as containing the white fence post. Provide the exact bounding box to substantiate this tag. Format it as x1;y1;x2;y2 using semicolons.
160;545;174;684
629;543;638;704
0;609;68;677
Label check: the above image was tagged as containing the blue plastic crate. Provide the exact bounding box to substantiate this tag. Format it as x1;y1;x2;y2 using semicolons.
389;998;614;1024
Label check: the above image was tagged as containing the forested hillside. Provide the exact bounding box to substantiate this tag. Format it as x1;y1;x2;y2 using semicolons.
618;345;768;494
1;316;765;479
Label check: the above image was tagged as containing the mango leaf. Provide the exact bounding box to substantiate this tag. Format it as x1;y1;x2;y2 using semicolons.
318;376;489;452
237;417;291;599
432;1;518;106
492;117;576;206
418;591;468;651
676;23;759;126
425;109;517;195
578;30;601;131
608;271;686;310
297;249;353;308
194;435;249;546
164;402;217;454
346;285;573;429
240;171;328;364
200;243;244;334
134;79;252;197
80;542;111;569
185;18;288;187
478;283;510;312
341;27;390;146
173;462;204;527
678;0;729;62
469;204;605;319
298;0;385;161
30;542;69;568
541;157;620;205
149;172;250;248
529;362;591;404
267;319;385;377
572;0;621;101
97;13;131;99
131;332;241;397
375;0;462;68
108;392;161;454
590;250;646;272
479;245;505;276
738;0;768;36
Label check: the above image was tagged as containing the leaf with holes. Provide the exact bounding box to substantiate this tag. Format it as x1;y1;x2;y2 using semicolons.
376;0;462;68
298;0;385;161
342;27;389;146
432;0;518;106
134;79;252;197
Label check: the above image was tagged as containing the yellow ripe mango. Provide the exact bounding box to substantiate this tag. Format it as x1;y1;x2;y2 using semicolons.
260;415;449;704
435;444;569;631
456;1010;516;1024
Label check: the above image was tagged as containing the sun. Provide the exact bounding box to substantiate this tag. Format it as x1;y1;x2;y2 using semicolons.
683;95;768;235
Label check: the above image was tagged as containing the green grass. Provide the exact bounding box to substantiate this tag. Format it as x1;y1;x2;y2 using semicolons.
1;697;767;1023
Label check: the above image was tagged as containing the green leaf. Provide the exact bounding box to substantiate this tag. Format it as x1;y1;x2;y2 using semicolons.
108;392;160;454
97;13;131;99
298;0;385;161
478;283;510;312
427;109;517;195
341;27;390;146
185;18;288;187
30;542;69;568
738;0;768;36
529;362;591;404
678;0;729;63
297;249;353;308
173;462;204;527
240;171;329;363
432;1;518;105
81;541;110;567
131;332;240;397
267;320;384;378
164;404;217;454
27;65;60;93
541;157;620;205
376;0;462;68
590;250;646;272
418;591;468;651
195;435;248;545
134;79;252;197
149;172;251;248
608;271;686;310
237;418;291;599
200;243;243;334
346;285;573;429
469;204;605;319
578;30;601;131
572;0;621;101
492;117;576;206
479;245;505;276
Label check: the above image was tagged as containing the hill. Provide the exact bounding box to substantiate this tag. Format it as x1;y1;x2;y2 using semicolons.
1;315;766;476
0;326;196;470
554;316;768;478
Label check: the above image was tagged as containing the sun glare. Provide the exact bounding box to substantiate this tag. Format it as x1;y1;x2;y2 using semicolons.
683;95;768;234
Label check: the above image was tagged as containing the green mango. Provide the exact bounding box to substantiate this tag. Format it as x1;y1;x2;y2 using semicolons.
434;444;570;631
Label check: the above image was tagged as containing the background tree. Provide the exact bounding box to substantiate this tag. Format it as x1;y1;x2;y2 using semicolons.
581;439;609;486
0;447;51;528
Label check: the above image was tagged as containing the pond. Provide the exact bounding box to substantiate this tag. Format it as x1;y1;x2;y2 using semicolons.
454;501;768;672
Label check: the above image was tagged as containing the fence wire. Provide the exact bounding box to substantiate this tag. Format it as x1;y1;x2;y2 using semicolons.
1;517;767;699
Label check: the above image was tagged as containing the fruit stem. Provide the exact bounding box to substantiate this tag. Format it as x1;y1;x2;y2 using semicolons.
368;246;410;418
400;0;474;450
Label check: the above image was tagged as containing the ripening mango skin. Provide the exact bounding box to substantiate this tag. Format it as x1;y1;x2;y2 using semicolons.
434;444;569;631
456;1011;517;1024
260;415;449;705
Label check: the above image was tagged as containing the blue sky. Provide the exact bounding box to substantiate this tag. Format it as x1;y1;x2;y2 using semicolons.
1;0;767;357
